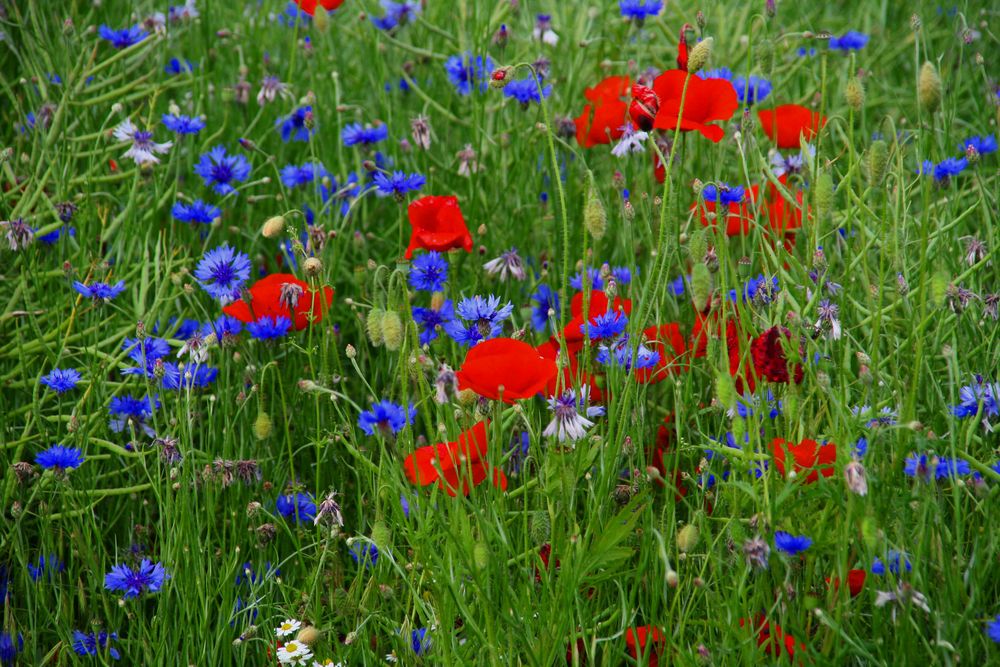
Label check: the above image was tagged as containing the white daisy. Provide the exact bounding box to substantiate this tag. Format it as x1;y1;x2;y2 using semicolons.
277;640;313;665
275;618;302;638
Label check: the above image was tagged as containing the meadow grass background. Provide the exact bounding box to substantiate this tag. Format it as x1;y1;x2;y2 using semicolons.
1;0;999;664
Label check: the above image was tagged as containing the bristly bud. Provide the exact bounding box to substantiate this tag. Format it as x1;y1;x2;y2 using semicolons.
691;263;712;311
665;569;679;588
686;37;714;74
366;309;386;347
688;229;708;263
677;523;700;553
303;256;322;277
489;66;514;89
380;311;404;351
262;215;286;238
845;76;865;111
530;509;551;543
815;169;835;218
253;411;273;440
755;38;774;75
313;6;330;31
583;178;607;240
296;626;321;646
371;520;391;549
930;270;949;307
473;542;490;570
918;61;941;113
867;140;889;187
715;370;737;412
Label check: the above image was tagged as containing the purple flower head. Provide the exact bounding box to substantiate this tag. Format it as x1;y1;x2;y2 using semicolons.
40;368;82;394
35;445;85;471
194;145;252;196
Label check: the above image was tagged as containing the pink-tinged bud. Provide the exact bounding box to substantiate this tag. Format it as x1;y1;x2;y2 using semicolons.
629;83;659;131
844;460;868;496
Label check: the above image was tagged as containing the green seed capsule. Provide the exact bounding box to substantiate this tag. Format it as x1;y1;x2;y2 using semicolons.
530;510;551;544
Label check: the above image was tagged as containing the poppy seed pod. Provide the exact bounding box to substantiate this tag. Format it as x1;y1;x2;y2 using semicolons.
686;37;714;74
584;181;607;240
690;263;712;312
918;61;941;112
380;311;404;351
262;215;286;238
845;76;865;111
253;411;273;440
366;309;386;347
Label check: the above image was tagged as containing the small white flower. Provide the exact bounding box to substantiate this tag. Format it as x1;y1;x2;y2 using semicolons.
611;126;649;158
533;27;559;45
113;119;172;165
313;660;346;667
276;619;302;637
277;640;313;665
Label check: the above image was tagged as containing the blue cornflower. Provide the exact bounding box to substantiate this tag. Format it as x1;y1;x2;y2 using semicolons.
935;457;971;479
72;630;120;660
961;134;998;155
358;400;416;436
852;404;897;427
0;632;22;665
194;244;251;302
411;627;431;655
444;53;496;95
669;275;686;296
732;75;772;105
38;225;75;244
872;550;911;575
28;555;65;581
123;338;171;367
108;394;159;437
276;1;311;26
247;316;292;340
276;492;316;523
612;266;635;285
348;542;379;568
570;268;604;291
342;122;389;147
162;113;205;134
934;157;967;181
797;47;817;57
829;31;870;51
987;615;1000;643
160;363;218;390
730;274;780;304
503;76;551;106
530;285;560;332
701;183;746;205
581;310;628;340
98;24;148;49
164;58;195;75
774;531;812;556
194;146;251;196
619;0;662;20
951;376;999;421
277;106;315;142
171;200;221;224
372;0;421;30
205;315;243;341
35;445;85;471
854;437;869;459
412;300;455;345
596;335;660;372
73;280;126;302
444;295;515;346
104;559;169;598
40;368;82;394
280;162;327;189
373;170;425;198
729;391;782;419
409;252;448;291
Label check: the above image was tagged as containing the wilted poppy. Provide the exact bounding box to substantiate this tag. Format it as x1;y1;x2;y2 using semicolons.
750;325;803;384
625;626;667;667
635;323;687;383
574;76;631;148
771;437;837;483
405;195;473;260
403;421;507;496
691;185;760;236
456;338;557;403
651;70;738;142
740;615;804;660
223;273;333;331
293;0;345;15
757;104;826;149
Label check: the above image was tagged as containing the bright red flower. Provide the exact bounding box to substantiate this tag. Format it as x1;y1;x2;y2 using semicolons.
750;326;803;384
771;437;837;483
536;337;603;401
574;76;631;148
651;70;738;142
648;414;689;502
456;338;558;403
676;23;693;71
629;83;660;132
757;104;827;149
827;569;867;598
561;290;632;349
222;273;333;331
740;615;804;660
635;323;687;383
691;185;760;236
404;195;473;260
625;626;667;667
293;0;345;15
765;175;809;234
403;422;507;496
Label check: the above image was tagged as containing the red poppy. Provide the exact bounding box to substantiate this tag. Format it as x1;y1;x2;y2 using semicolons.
536;337;603;401
740;615;804;660
691;185;760;236
574;76;631;148
675;23;693;71
404;195;473;260
625;626;666;667
651;70;738;142
765;175;808;235
456;338;558;403
565;638;588;665
293;0;345;15
648;414;689;502
403;422;507;496
535;543;561;583
827;569;867;598
757;105;827;149
223;273;333;331
750;326;803;384
771;437;837;483
562;290;632;350
629;83;660;132
635;323;687;383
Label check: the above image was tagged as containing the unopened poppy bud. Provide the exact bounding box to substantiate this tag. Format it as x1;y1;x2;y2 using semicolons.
371;520;391;548
303;256;322;276
867;140;889;186
489;66;514;89
296;626;321;646
715;371;737;411
686;37;714;74
262;215;286;238
380;311;404;351
345;343;357;359
253;411;272;440
688;229;708;263
366;309;386;346
583;180;607;240
677;523;700;553
845;76;865;111
313;6;330;31
473;542;490;570
930;270;949;307
530;510;551;543
918;61;941;112
690;263;712;311
815;170;835;218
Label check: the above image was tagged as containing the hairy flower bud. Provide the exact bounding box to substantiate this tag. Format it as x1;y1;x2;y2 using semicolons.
380;311;404;351
530;509;551;543
583;180;607;240
918;61;941;113
253;411;273;440
691;263;712;311
677;523;700;553
473;542;490;570
686;37;714;74
867;139;889;187
815;169;835;218
688;229;708;263
366;309;386;347
845;76;865;111
262;215;286;238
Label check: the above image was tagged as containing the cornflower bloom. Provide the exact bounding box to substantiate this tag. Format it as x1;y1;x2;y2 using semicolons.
408;251;448;291
194;146;252;196
503;76;551;107
412;300;455;345
104;559;169;597
171;200;221;224
35;445;84;471
372;171;425;199
99;24;148;48
530;285;560;332
277;106;315;142
358;400;416;436
71;630;120;659
112;119;172;165
257;75;291;106
195;244;251;302
73;280;126;302
443;295;514;346
542;388;605;442
444;53;496;95
40;368;82;394
482;247;526;281
342;122;389;147
162;113;205;134
774;531;812;556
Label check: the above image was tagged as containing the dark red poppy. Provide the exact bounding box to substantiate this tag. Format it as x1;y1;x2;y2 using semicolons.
691;185;761;236
651;70;738;142
629;83;659;132
827;569;867;598
565;638;588;665
456;338;558;403
574;76;631;148
635;324;687;383
771;437;837;483
534;543;561;583
750;326;803;384
757;105;827;149
740;615;804;660
293;0;345;15
625;626;666;667
675;23;693;71
404;195;473;260
223;273;333;331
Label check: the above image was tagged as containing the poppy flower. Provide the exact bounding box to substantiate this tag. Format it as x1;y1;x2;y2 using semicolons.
827;569;867;598
535;543;561;583
293;0;345;15
651;69;738;142
757;105;827;149
222;273;333;331
456;338;558;403
562;290;632;350
765;175;808;234
574;76;631;148
771;437;837;483
628;83;659;132
691;185;760;236
625;626;666;667
750;326;803;384
403;421;507;496
404;195;473;260
635;323;687;383
675;23;693;71
565;638;588;665
648;414;689;501
740;615;804;660
536;337;603;401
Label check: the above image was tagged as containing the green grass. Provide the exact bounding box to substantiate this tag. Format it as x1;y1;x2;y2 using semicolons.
1;0;999;664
